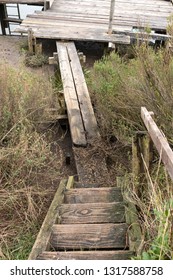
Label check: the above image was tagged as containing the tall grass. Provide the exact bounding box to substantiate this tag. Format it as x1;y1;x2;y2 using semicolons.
89;44;173;145
89;43;173;259
0;63;62;259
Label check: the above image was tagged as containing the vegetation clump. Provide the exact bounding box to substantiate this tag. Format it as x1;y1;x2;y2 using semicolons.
89;43;173;259
89;44;173;146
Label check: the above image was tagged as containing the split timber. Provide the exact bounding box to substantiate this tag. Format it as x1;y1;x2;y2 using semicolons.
15;0;173;44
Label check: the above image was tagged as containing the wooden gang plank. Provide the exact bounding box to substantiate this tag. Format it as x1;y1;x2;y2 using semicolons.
66;42;100;141
56;42;87;147
50;223;128;249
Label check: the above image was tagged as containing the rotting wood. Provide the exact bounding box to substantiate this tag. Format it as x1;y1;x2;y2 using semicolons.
28;179;67;260
58;202;125;224
50;223;128;249
37;250;133;260
141;107;173;181
117;176;142;255
64;187;123;204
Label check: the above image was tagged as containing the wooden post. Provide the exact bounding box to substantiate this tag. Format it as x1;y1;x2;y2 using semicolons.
0;4;7;35
28;28;37;55
108;0;116;34
132;131;153;196
44;0;50;11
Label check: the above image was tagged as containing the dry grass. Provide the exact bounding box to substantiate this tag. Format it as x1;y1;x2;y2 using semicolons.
0;63;62;259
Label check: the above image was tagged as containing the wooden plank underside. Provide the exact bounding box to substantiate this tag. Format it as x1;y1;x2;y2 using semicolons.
58;202;125;224
64;187;123;204
50;223;128;249
141;107;173;181
56;42;87;147
37;250;133;260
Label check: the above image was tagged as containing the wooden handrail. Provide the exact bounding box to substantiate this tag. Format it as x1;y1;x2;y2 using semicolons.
141;107;173;181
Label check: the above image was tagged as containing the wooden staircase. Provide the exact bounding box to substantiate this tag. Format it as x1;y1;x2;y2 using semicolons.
29;178;135;260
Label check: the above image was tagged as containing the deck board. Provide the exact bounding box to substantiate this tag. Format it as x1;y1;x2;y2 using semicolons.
15;0;173;43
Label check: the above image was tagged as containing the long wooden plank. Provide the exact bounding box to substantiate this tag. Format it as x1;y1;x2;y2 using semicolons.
56;42;87;147
37;250;133;260
64;187;123;203
50;223;128;249
58;202;125;224
28;179;67;260
67;42;100;141
141;107;173;181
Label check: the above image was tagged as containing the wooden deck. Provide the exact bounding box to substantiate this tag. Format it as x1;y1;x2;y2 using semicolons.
15;0;173;44
0;0;44;4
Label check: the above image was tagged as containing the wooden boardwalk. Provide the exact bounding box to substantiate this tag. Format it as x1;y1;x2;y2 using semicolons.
56;41;99;147
15;0;173;43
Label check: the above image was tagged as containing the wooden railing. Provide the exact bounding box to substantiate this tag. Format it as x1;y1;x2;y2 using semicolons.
141;107;173;181
132;107;173;184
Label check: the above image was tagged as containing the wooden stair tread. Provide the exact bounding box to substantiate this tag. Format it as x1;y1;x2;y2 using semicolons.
58;202;125;224
37;250;133;260
50;223;128;249
64;187;123;203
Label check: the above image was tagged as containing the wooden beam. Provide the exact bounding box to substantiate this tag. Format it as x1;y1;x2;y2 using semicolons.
28;179;67;260
141;107;173;181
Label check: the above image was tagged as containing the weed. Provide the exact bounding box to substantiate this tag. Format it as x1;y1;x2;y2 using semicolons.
24;53;48;68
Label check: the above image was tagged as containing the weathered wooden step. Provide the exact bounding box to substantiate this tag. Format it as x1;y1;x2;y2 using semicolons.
74;182;103;188
64;187;123;204
50;223;128;250
38;250;133;260
58;202;125;224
